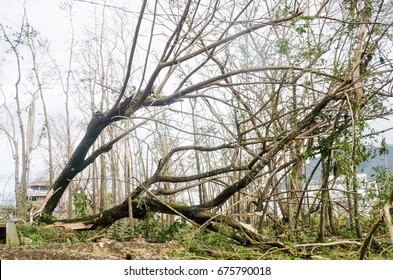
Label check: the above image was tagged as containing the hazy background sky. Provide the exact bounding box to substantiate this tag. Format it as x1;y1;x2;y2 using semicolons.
0;0;95;201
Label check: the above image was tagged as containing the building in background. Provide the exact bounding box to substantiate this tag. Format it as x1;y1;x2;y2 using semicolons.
27;181;50;209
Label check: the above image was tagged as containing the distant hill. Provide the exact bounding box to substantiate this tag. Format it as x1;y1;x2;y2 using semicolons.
306;144;393;180
358;144;393;178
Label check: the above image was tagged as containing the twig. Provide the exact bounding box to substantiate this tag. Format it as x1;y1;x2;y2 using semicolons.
296;240;362;248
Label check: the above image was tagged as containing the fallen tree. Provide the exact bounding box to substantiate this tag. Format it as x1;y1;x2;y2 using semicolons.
33;2;304;218
39;84;365;244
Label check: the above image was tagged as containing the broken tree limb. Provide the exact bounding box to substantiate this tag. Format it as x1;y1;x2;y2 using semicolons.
359;186;393;260
44;221;93;231
296;240;363;248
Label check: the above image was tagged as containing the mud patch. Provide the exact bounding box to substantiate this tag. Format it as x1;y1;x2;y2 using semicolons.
0;238;182;260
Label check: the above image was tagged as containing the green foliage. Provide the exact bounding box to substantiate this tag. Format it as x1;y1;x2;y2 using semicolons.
174;228;255;259
331;114;375;178
8;24;41;45
300;44;324;61
35;213;56;225
379;138;389;156
161;218;188;240
73;187;91;218
134;213;188;241
190;229;233;249
13;218;393;259
364;95;390;120
368;168;393;218
333;60;351;79
17;224;58;247
274;5;294;18
17;223;94;246
291;17;314;36
336;226;358;239
275;38;290;55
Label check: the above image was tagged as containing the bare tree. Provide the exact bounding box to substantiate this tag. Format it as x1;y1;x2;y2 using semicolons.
1;21;41;216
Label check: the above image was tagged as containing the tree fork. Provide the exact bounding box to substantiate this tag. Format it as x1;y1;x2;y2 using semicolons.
36;112;111;215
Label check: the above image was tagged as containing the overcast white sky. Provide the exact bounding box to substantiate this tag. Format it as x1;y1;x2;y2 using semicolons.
0;0;93;201
1;0;393;203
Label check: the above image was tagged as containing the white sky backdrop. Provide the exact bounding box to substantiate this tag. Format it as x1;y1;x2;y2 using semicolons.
0;0;97;202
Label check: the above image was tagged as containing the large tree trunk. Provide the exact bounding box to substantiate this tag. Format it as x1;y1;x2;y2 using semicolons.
36;113;110;214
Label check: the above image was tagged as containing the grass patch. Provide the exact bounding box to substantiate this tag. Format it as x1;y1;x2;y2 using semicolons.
17;223;95;247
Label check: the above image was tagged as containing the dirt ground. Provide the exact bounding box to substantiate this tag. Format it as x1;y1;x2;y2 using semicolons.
0;238;182;260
